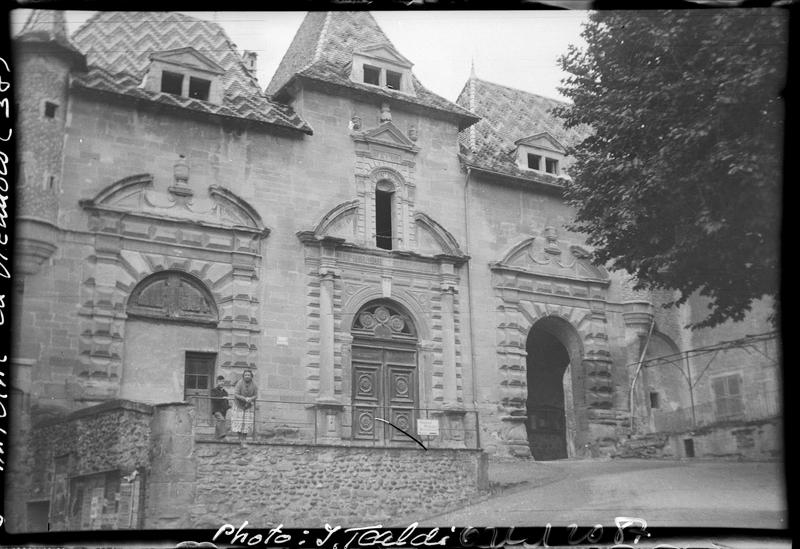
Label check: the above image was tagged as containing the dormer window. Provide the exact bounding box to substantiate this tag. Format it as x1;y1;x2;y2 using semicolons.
515;132;567;177
145;47;225;105
386;70;402;90
351;44;415;96
364;65;381;86
188;77;211;101
161;71;184;95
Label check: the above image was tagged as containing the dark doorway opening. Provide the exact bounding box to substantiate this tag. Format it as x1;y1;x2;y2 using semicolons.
684;438;695;458
526;324;570;460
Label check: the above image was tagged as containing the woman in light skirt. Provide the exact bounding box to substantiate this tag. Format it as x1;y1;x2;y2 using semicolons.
231;369;257;444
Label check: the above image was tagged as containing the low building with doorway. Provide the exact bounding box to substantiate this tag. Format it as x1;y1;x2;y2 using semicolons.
6;10;781;532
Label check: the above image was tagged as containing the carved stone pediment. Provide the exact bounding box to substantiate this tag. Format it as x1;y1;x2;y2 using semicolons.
149;47;225;75
492;230;609;282
514;131;566;154
80;174;269;236
352;121;419;153
414;212;465;258
355;43;414;69
309;200;359;242
299;201;466;262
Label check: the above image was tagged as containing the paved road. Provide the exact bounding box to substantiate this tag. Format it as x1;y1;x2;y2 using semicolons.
418;459;787;529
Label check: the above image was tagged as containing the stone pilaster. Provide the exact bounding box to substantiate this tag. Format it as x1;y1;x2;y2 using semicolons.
314;241;344;439
439;261;461;409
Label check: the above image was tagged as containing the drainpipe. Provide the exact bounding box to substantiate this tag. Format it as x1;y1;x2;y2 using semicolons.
628;318;655;434
685;354;696;428
463;165;480;440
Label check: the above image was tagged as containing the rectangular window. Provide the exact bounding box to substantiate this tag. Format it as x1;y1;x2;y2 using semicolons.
545;157;559;174
712;374;744;420
363;65;381;86
527;153;541;170
160;71;184;95
649;391;660;409
386;70;402;90
188;77;211;101
44;101;58;118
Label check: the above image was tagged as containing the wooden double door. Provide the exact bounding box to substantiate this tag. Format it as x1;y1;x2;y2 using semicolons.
351;342;418;443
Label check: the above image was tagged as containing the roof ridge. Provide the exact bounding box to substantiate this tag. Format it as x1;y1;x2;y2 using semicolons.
468;75;477;152
19;9;67;38
313;12;332;63
472;76;569;105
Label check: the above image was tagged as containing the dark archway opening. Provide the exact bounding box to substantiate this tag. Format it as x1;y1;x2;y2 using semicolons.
526;324;570;460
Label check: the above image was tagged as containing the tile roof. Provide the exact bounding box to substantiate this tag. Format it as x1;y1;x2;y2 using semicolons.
456;76;591;186
16;10;86;70
267;12;479;130
68;11;311;133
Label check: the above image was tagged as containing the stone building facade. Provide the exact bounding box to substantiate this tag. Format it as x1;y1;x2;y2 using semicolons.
7;10;781;532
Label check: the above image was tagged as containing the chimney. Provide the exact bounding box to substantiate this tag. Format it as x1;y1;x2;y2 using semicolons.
243;50;258;75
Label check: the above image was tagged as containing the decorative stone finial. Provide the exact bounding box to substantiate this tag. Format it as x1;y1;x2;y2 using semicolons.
380;103;392;123
174;155;189;183
351;115;362;131
169;155;193;200
543;226;561;255
408;125;418;142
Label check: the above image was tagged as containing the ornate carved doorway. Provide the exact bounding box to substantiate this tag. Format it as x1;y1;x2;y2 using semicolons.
351;302;418;444
526;319;571;460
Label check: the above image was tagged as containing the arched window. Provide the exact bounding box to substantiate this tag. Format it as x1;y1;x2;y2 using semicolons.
127;271;218;325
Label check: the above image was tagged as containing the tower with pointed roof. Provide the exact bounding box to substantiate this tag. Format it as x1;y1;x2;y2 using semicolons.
14;10;86;274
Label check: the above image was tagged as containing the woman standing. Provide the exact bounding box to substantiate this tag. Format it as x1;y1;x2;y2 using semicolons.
231;369;258;445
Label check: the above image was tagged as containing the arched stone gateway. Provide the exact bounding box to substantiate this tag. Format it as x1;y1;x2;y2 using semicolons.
490;231;614;458
350;300;420;444
526;316;583;460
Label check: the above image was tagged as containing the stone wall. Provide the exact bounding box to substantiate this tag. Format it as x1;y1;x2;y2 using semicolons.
29;400;153;498
616;417;782;461
672;418;782;460
12;400;153;532
190;442;487;527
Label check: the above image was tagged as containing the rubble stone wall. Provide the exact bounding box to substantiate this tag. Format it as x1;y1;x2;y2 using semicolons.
189;441;488;527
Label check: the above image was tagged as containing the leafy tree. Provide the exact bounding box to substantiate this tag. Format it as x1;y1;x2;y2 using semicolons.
555;9;786;329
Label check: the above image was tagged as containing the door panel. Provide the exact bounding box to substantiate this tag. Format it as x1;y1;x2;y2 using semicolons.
185;352;216;421
352;343;417;444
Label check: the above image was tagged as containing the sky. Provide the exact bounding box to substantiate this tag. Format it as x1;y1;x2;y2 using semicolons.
9;10;589;102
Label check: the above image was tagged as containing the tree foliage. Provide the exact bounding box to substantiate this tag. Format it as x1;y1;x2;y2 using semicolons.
555;9;785;329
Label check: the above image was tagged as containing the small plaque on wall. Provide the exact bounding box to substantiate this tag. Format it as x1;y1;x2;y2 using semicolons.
417;419;439;436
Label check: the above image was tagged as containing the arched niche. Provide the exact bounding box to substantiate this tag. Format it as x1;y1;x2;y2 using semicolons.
121;270;221;406
637;330;689;431
126;270;219;326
